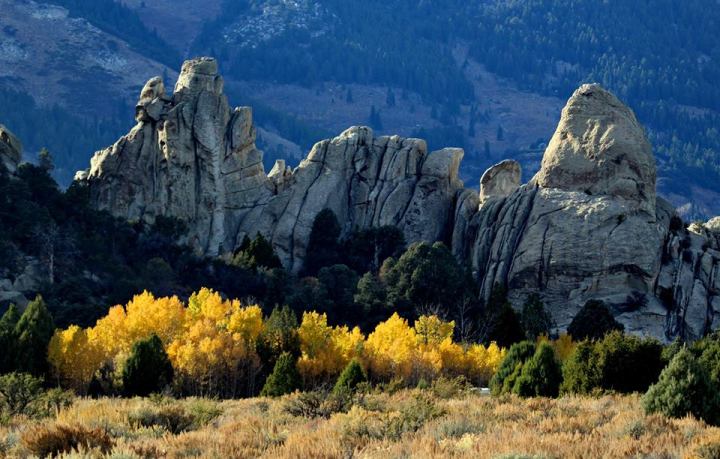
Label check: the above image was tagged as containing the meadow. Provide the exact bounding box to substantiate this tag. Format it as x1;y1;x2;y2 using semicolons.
1;386;719;458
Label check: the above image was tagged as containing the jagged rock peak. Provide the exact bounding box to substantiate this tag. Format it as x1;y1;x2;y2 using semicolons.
0;124;21;174
479;159;521;204
533;83;656;213
78;58;466;271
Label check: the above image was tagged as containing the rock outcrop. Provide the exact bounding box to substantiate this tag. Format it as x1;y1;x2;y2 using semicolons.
79;61;720;340
79;58;464;270
0;124;21;174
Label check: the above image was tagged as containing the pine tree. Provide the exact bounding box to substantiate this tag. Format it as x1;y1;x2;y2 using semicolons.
302;209;341;276
0;305;20;373
122;334;174;396
14;295;55;376
521;294;554;339
490;341;536;395
333;359;367;394
568;300;623;341
261;352;300;397
513;343;562;397
643;348;719;425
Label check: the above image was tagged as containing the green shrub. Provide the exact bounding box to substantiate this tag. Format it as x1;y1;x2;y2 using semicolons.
284;389;351;418
594;331;664;393
334;359;368;395
490;341;536;395
261;352;301;397
21;423;114;457
561;341;600;395
567;300;623;341
122;334;173;397
386;393;444;440
430;376;470;399
0;372;45;418
643;348;719;425
128;404;195;434
513;343;562;397
561;332;664;395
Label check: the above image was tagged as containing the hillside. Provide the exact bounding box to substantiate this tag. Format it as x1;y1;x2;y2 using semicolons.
0;0;719;217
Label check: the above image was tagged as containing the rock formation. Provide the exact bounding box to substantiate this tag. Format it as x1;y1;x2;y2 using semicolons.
79;58;464;269
79;61;720;341
0;124;21;174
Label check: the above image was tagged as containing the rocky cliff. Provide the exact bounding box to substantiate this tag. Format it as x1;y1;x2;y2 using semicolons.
78;59;720;340
0;124;21;174
79;58;464;270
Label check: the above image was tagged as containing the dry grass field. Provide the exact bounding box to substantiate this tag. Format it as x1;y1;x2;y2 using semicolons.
1;386;719;459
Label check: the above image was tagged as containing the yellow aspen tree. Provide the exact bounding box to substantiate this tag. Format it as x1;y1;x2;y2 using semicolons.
365;313;417;381
48;325;104;392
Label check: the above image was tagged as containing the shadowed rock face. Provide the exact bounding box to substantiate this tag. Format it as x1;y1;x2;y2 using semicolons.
0;124;21;174
78;58;720;340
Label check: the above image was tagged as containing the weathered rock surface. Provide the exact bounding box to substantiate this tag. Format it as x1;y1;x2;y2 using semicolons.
79;59;720;340
0;124;21;174
479;160;521;204
79;58;464;270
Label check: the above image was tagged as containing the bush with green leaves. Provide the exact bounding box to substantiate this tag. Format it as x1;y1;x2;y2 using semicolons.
490;341;536;395
561;341;600;395
594;331;664;393
0;372;45;418
561;331;664;395
122;334;174;397
567;300;623;341
513;343;562;397
643;348;719;425
334;359;368;394
261;352;301;397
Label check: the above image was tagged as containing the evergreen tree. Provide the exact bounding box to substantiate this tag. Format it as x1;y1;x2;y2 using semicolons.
122;334;174;396
0;305;20;374
302;209;341;276
260;352;300;397
643;348;719;425
490;340;536;395
38;148;54;173
567;300;623;341
233;233;282;270
14;295;55;376
561;341;600;395
521;294;554;339
258;306;300;373
513;343;562;397
345;88;353;103
333;359;367;394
